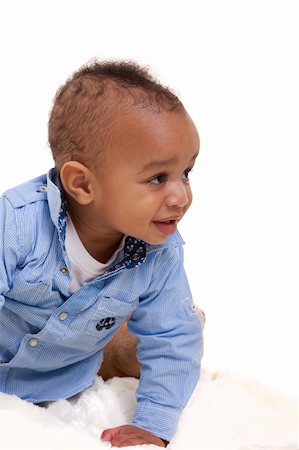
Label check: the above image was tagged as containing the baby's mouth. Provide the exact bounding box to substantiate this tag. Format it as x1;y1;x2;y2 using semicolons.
153;219;178;235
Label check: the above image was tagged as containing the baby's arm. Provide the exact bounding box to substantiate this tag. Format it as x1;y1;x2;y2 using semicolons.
126;245;203;443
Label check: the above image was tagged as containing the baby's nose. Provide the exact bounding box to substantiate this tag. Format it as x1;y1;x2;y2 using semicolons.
166;181;189;208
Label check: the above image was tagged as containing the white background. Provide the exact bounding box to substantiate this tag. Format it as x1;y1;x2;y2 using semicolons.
0;0;298;397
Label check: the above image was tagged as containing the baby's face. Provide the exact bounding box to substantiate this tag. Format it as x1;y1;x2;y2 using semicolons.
90;108;199;245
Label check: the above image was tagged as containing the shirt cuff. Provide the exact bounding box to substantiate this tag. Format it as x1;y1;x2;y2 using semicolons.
131;400;181;442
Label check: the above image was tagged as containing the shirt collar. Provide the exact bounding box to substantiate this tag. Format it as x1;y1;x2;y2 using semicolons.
46;168;184;270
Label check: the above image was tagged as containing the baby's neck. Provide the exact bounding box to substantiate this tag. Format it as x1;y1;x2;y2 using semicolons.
67;205;124;264
85;239;122;264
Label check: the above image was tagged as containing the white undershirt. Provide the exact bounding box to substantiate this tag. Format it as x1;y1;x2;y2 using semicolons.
65;216;125;293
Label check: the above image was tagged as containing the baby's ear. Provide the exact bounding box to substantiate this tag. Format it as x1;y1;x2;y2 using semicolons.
60;161;94;205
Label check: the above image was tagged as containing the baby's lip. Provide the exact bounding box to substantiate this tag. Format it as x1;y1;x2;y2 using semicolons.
154;216;183;223
153;219;178;236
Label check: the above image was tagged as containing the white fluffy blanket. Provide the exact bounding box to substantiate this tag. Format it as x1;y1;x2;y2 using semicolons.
0;369;297;450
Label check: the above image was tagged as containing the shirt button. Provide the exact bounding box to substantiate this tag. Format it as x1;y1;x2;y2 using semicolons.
59;312;69;321
28;338;39;347
60;266;68;275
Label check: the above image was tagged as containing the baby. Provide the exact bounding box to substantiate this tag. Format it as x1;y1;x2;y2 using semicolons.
0;60;204;447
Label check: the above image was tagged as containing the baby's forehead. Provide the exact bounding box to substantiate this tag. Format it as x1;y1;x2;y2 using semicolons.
101;106;198;165
107;105;187;140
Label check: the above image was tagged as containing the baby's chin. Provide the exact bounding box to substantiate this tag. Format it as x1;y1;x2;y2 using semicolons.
142;235;171;246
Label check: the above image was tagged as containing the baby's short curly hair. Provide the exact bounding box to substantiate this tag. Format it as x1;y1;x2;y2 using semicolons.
48;59;185;171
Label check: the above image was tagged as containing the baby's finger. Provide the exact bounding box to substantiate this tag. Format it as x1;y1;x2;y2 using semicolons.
101;426;122;442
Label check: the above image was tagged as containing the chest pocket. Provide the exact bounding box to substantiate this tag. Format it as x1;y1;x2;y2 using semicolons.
85;294;137;338
6;266;63;309
7;271;52;307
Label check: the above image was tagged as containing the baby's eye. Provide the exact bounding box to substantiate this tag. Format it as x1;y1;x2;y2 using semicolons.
148;173;168;185
182;168;192;181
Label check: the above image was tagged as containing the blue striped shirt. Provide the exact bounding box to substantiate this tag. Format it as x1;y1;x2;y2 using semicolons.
0;169;203;441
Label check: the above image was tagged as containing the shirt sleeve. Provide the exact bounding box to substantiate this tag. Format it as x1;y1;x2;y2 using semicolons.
0;195;21;308
128;243;203;442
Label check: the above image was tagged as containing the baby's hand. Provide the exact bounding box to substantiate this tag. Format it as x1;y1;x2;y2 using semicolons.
101;425;166;447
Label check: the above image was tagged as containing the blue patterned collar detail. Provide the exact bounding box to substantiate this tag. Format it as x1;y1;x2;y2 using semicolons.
47;169;68;252
123;237;147;267
109;237;147;272
57;195;68;250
